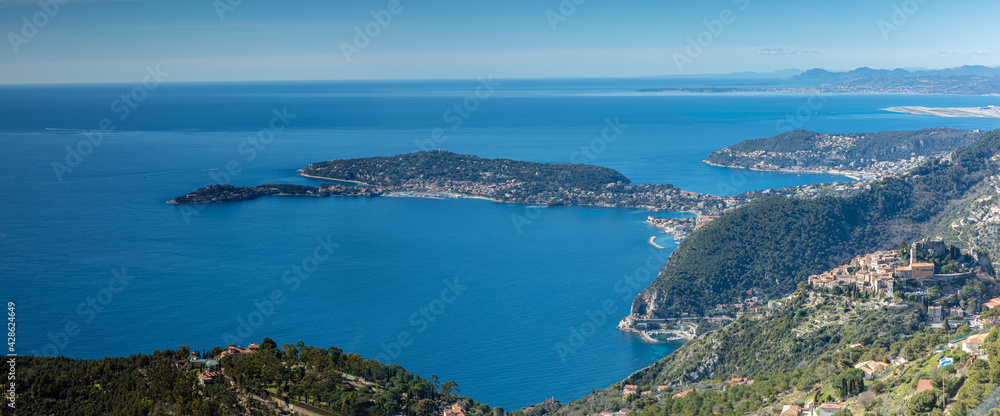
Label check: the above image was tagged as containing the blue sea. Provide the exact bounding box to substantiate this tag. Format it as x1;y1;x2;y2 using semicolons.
3;78;1000;408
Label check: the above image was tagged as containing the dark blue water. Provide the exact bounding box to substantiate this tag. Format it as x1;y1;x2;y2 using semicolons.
3;78;1000;408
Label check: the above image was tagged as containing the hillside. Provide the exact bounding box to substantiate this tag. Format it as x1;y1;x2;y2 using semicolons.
928;168;1000;271
300;150;630;191
705;128;981;174
549;295;1000;416
626;129;1000;318
541;241;1000;416
16;339;499;416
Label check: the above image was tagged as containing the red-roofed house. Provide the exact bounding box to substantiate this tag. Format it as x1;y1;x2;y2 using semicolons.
725;377;754;387
622;385;638;399
672;388;696;398
444;403;466;416
779;405;802;416
198;371;222;386
219;345;257;359
817;403;842;416
963;333;989;353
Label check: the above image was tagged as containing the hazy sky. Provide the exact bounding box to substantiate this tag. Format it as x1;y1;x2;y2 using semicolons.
1;0;999;83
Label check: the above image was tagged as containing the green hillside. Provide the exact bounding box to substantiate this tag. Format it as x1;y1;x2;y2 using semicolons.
629;129;1000;317
16;339;497;416
300;150;631;191
705;128;981;171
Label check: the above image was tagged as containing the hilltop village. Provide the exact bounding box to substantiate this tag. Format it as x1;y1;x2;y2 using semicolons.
806;239;995;328
592;239;1000;416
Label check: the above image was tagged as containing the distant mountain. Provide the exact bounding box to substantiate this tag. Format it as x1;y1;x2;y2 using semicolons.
793;65;1000;82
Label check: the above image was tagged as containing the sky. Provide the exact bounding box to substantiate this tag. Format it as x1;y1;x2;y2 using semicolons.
0;0;999;84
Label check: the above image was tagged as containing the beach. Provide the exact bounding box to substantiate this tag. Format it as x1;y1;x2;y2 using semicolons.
883;106;1000;119
703;160;865;181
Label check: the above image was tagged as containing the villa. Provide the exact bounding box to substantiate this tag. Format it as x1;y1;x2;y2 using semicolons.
219;344;260;359
198;371;222;386
779;405;802;416
963;333;989;353
444;403;466;416
854;360;890;380
817;403;843;416
622;385;638;399
672;388;696;398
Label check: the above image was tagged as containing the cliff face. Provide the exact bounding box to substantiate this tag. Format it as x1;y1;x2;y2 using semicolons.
976;250;995;276
617;289;662;331
630;288;660;317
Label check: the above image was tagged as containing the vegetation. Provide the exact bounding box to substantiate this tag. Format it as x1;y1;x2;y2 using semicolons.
170;183;379;204
301;150;630;191
16;339;492;416
173;151;727;212
633;129;1000;316
832;369;864;397
705;128;980;172
625;291;925;387
927;168;1000;271
545;288;1000;416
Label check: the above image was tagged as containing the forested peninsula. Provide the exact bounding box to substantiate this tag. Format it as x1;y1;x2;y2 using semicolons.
170;151;728;214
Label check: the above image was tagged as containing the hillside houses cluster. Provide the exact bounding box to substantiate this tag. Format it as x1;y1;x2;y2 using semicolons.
807;250;941;294
713;293;773;317
807;250;898;293
190;343;260;386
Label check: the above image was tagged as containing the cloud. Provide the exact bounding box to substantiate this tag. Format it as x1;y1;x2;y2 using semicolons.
935;49;1000;58
757;47;819;56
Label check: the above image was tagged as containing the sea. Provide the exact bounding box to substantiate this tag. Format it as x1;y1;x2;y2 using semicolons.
3;77;1000;408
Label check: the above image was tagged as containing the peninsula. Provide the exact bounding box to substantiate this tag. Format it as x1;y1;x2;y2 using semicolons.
170;151;730;215
703;128;982;180
168;183;381;204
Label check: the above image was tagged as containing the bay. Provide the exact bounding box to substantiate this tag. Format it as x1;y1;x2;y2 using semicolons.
2;78;1000;408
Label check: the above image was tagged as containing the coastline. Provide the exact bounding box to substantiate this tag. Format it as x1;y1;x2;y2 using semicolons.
702;159;864;181
638;331;660;343
882;106;1000;119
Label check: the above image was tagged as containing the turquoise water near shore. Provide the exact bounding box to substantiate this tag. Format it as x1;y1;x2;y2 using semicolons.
3;78;1000;408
